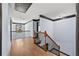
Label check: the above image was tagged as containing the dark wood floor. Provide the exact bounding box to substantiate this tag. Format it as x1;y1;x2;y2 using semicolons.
10;37;56;56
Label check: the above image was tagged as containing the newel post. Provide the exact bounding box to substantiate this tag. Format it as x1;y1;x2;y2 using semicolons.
45;31;47;45
44;31;48;51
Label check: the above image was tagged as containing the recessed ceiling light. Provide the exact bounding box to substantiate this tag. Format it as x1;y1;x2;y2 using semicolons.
15;3;32;13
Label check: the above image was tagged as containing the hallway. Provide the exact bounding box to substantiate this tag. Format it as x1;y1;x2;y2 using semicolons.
2;3;76;56
10;37;56;56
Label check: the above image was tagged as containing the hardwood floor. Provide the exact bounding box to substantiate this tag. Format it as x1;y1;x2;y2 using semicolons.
10;37;56;56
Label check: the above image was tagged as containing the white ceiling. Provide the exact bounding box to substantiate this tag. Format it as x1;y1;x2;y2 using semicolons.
9;3;76;23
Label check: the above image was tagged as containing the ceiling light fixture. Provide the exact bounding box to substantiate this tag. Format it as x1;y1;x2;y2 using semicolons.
15;3;32;13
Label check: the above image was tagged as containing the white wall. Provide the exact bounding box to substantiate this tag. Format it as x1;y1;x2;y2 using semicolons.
40;18;55;39
25;21;33;37
54;17;76;56
2;3;11;56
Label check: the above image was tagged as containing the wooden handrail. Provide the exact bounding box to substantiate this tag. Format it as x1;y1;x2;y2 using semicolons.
35;31;69;56
34;31;61;54
38;31;69;56
38;31;59;47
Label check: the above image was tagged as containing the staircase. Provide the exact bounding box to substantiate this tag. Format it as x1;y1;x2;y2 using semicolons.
33;31;69;56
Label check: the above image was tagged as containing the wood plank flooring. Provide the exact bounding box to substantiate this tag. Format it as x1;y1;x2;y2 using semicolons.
10;37;56;56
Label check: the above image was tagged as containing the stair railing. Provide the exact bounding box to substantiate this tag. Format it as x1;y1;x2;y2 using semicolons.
35;31;69;56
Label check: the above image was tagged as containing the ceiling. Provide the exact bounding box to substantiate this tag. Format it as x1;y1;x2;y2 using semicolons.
9;3;76;23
